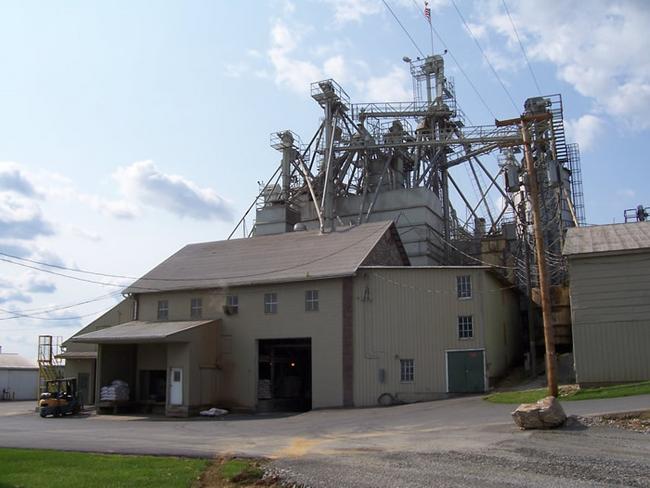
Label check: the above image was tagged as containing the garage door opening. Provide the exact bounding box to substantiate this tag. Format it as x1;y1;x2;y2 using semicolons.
258;338;311;412
447;349;486;393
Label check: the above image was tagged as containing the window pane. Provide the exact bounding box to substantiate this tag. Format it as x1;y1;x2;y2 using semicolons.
157;300;168;320
264;293;277;314
457;275;472;298
400;359;414;382
191;298;202;318
226;295;239;314
305;290;319;311
458;315;473;339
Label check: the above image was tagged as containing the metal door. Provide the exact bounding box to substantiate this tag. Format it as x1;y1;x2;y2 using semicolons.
169;368;183;405
77;372;90;405
447;350;485;393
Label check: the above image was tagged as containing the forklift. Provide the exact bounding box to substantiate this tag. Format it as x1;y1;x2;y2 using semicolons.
39;378;82;418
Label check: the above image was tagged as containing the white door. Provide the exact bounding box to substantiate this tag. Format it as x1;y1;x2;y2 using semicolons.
170;368;183;405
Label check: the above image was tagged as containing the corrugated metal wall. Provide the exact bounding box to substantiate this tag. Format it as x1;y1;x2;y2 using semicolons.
352;267;520;406
569;252;650;383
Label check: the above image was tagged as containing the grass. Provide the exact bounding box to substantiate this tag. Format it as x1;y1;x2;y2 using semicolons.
0;448;208;488
219;459;264;483
485;380;650;404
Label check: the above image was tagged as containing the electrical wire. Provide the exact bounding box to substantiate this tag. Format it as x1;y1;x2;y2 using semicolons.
450;0;520;114
0;225;389;290
381;0;426;58
0;291;122;320
501;0;542;95
0;304;114;321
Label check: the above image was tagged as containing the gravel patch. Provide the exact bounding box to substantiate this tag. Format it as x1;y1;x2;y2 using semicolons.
269;423;650;488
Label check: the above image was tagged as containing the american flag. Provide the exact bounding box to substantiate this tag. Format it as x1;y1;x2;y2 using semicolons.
424;1;431;23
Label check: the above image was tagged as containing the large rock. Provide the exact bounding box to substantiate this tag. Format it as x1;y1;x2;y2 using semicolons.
512;396;567;430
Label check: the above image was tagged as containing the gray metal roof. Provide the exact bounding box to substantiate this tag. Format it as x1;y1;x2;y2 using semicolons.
57;351;98;359
124;221;400;293
563;222;650;257
71;320;215;343
0;353;37;369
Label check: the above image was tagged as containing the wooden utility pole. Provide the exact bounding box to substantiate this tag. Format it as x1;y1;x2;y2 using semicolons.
520;119;558;397
496;113;558;397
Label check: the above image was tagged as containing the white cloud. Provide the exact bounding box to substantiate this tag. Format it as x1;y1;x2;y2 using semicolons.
475;0;650;129
268;20;324;95
565;114;606;152
77;194;138;220
0;193;53;240
324;0;382;24
616;188;636;199
0;162;39;197
323;55;347;82
323;0;449;25
113;160;233;221
356;66;412;102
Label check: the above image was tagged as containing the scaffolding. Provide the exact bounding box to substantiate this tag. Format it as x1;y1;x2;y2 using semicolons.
37;335;64;395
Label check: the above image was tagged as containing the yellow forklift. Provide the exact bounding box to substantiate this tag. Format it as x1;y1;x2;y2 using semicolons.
39;378;82;418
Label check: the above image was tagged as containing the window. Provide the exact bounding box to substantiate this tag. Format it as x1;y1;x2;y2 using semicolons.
305;290;319;312
190;298;202;319
264;293;278;314
458;315;473;339
225;295;239;314
400;359;414;382
157;300;169;320
457;275;472;299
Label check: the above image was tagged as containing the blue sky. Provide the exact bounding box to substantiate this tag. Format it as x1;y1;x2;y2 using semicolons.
1;0;648;360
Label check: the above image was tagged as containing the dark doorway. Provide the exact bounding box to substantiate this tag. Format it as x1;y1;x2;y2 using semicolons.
258;338;311;412
139;370;166;404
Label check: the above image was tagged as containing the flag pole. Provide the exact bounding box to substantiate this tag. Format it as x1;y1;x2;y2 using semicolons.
424;1;434;55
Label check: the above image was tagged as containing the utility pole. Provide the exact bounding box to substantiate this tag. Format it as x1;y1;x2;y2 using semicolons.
496;113;558;397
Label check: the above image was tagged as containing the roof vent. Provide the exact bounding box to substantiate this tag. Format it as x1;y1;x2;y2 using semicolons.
293;222;307;232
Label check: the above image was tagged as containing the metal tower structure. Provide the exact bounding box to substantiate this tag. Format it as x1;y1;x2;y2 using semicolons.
232;54;585;290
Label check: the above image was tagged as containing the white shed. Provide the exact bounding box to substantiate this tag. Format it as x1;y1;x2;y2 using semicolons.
0;352;39;400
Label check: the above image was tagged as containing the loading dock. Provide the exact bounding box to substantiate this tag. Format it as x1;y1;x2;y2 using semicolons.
258;338;311;412
446;349;486;393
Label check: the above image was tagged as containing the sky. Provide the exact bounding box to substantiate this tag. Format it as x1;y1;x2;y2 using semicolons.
1;0;648;360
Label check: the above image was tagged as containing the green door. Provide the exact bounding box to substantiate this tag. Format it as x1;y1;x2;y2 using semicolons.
447;350;485;393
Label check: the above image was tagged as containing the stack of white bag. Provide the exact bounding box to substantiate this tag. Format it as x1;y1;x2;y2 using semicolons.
100;380;130;401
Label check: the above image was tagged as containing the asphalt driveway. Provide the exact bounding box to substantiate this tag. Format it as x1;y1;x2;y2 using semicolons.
1;395;649;487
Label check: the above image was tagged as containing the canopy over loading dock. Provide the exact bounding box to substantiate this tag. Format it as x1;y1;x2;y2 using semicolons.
73;319;221;417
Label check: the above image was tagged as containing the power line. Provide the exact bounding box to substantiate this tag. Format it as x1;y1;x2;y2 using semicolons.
407;0;497;120
0;226;388;290
502;0;542;95
0;291;122;321
0;304;113;322
381;0;426;58
0;251;139;280
450;0;520;114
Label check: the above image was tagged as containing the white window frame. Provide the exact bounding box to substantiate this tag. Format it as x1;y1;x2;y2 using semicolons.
190;297;202;319
458;315;473;339
264;293;278;314
157;300;169;320
305;290;319;312
457;275;472;299
226;294;239;314
400;359;414;383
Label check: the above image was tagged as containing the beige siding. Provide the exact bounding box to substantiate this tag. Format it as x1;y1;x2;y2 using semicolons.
136;278;343;410
352;268;520;407
569;252;650;383
483;273;522;380
64;359;95;404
